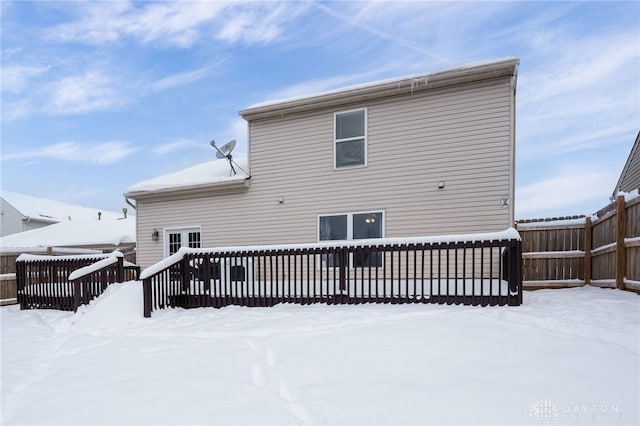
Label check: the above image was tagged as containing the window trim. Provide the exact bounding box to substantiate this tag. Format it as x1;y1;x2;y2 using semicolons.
334;107;368;170
317;210;385;269
317;210;385;242
163;225;202;257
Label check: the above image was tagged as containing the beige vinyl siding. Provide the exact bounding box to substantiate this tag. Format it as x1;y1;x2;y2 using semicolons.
618;137;640;193
136;77;514;268
0;198;26;237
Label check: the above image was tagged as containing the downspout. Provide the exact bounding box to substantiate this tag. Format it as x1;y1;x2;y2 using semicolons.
124;196;137;211
508;62;519;227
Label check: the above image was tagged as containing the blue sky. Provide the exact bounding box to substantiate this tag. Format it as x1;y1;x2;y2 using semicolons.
1;1;638;220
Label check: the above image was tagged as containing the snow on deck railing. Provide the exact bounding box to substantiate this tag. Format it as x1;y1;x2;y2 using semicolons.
68;251;123;281
16;250;139;311
17;252;113;263
141;228;520;280
1;247;103;255
141;228;524;316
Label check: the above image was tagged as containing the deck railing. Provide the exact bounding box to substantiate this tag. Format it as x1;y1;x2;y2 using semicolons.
16;251;138;311
142;229;523;317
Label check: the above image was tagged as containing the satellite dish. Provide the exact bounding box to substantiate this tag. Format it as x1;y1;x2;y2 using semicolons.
212;139;236;159
210;138;248;177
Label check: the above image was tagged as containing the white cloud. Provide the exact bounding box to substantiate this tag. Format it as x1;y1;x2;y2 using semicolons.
46;1;303;48
2;141;137;164
150;64;217;92
1;65;49;94
124;1;229;47
153;139;206;156
220;118;248;152
516;169;614;218
2;99;31;121
45;71;124;114
519;32;639;106
519;122;637;161
216;2;307;45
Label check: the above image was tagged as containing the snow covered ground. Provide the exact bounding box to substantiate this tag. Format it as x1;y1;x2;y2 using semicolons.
1;284;638;426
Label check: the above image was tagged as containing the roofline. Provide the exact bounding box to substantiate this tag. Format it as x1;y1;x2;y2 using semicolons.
613;130;640;196
22;216;59;224
239;58;519;121
124;177;251;200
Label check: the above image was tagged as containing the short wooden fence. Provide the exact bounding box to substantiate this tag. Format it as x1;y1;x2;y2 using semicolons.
516;194;640;292
141;231;523;317
16;252;140;311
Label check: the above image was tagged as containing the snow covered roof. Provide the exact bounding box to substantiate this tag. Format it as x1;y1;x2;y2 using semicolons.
0;217;135;249
0;190;124;223
240;57;519;120
125;156;249;197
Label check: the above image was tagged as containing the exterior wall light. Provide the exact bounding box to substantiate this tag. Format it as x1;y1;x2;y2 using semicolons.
501;197;509;208
438;181;445;189
152;229;160;241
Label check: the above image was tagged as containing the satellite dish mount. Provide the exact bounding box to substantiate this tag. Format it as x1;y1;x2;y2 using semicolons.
210;139;245;176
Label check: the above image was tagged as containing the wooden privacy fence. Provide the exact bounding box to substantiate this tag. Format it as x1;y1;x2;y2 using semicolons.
516;195;640;292
141;230;523;317
16;252;140;311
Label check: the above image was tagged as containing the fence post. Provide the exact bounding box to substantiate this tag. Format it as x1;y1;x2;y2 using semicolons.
584;217;592;285
143;278;152;317
616;195;626;290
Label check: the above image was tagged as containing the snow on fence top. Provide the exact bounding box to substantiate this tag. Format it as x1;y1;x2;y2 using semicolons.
17;251;122;263
68;252;123;281
141;228;520;280
515;217;588;230
617;188;639;203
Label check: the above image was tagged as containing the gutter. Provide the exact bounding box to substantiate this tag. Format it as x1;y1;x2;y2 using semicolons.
125;176;251;201
22;216;59;225
240;58;519;121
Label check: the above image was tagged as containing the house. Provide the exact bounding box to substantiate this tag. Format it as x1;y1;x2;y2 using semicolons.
0;215;136;253
0;191;124;237
126;58;519;269
612;131;640;196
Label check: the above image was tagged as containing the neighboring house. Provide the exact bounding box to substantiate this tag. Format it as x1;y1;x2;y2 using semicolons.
126;58;519;268
0;215;136;253
0;191;124;237
613;131;640;196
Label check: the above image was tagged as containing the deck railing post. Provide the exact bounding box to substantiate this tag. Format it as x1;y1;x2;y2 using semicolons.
143;278;152;317
181;254;190;293
338;248;347;292
116;255;124;283
72;279;81;311
16;261;25;309
505;240;523;306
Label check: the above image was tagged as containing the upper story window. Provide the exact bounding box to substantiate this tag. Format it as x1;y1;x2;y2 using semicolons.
335;108;367;169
